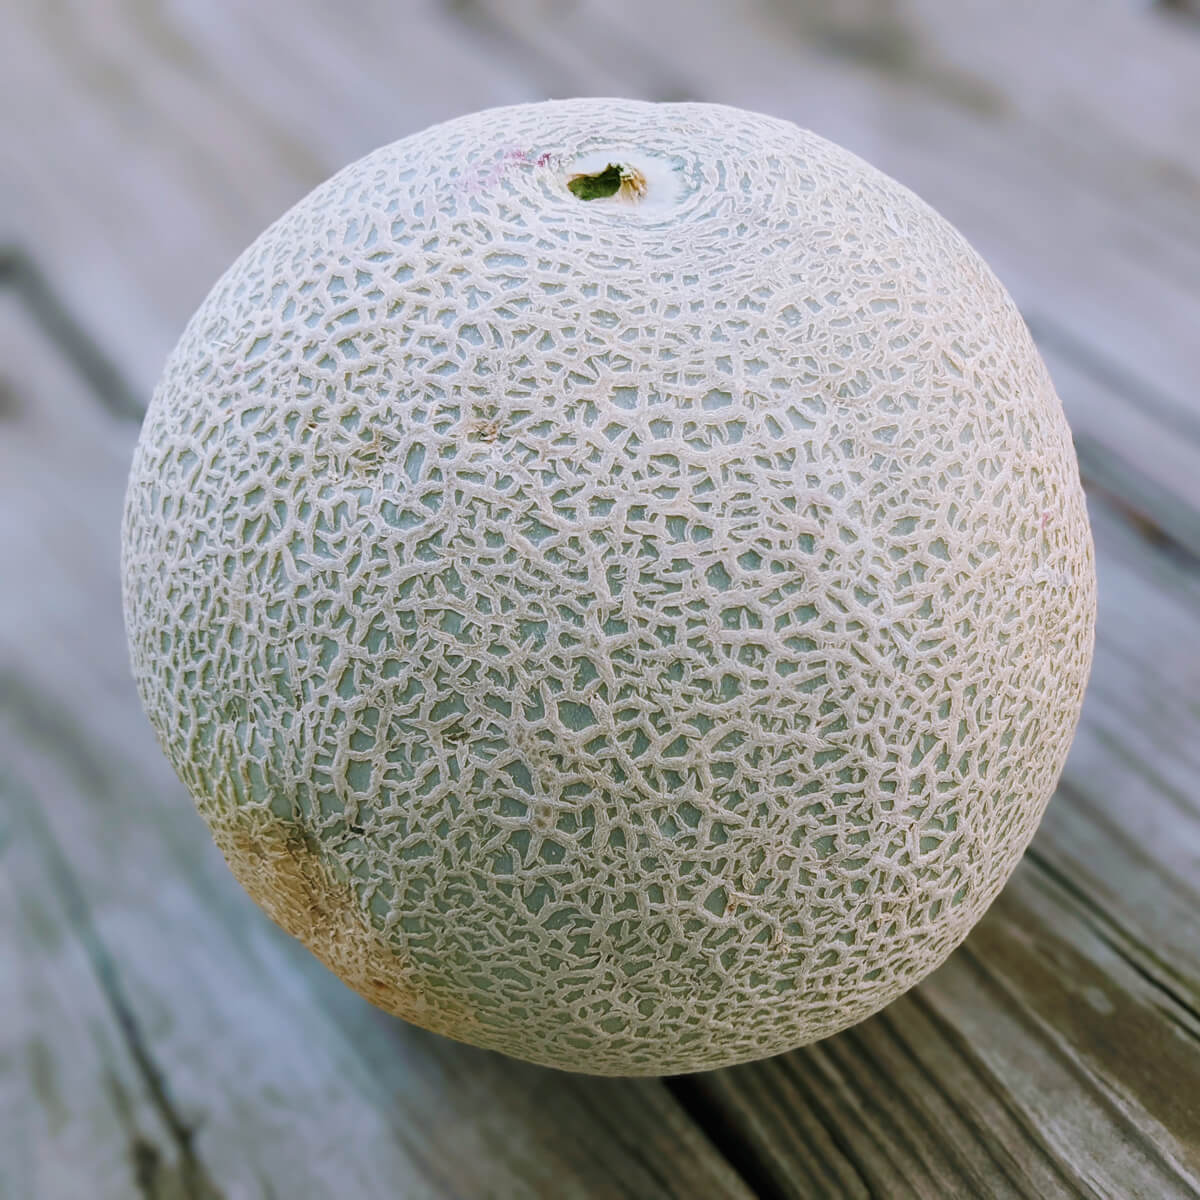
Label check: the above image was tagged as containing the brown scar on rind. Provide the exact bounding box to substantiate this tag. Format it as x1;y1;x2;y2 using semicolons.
209;814;478;1039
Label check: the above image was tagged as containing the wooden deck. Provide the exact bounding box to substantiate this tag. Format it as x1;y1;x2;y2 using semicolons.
2;1;1199;1196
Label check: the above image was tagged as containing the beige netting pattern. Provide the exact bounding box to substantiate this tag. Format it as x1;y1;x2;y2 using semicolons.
122;99;1096;1075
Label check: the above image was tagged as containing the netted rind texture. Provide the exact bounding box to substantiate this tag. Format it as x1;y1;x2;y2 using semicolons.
122;99;1096;1075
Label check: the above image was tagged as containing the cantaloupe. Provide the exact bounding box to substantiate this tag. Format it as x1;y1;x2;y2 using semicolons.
121;98;1096;1075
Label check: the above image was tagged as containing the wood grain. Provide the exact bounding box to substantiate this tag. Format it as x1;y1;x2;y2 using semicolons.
0;0;542;399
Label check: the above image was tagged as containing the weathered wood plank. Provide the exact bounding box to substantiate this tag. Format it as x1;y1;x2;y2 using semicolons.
1160;1;1200;18
1034;501;1200;1009
0;292;754;1200
0;0;543;399
0;771;227;1200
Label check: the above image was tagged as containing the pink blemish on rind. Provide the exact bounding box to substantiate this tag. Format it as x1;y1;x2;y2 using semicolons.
460;148;566;194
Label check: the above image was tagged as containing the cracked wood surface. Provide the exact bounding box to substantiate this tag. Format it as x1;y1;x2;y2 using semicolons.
2;1;1199;1196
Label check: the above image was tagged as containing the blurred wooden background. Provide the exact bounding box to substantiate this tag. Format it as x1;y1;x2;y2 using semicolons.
2;1;1199;1196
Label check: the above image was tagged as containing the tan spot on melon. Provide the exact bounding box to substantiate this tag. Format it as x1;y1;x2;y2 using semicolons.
210;815;478;1039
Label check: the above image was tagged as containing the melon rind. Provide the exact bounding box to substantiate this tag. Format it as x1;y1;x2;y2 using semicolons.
121;98;1096;1075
